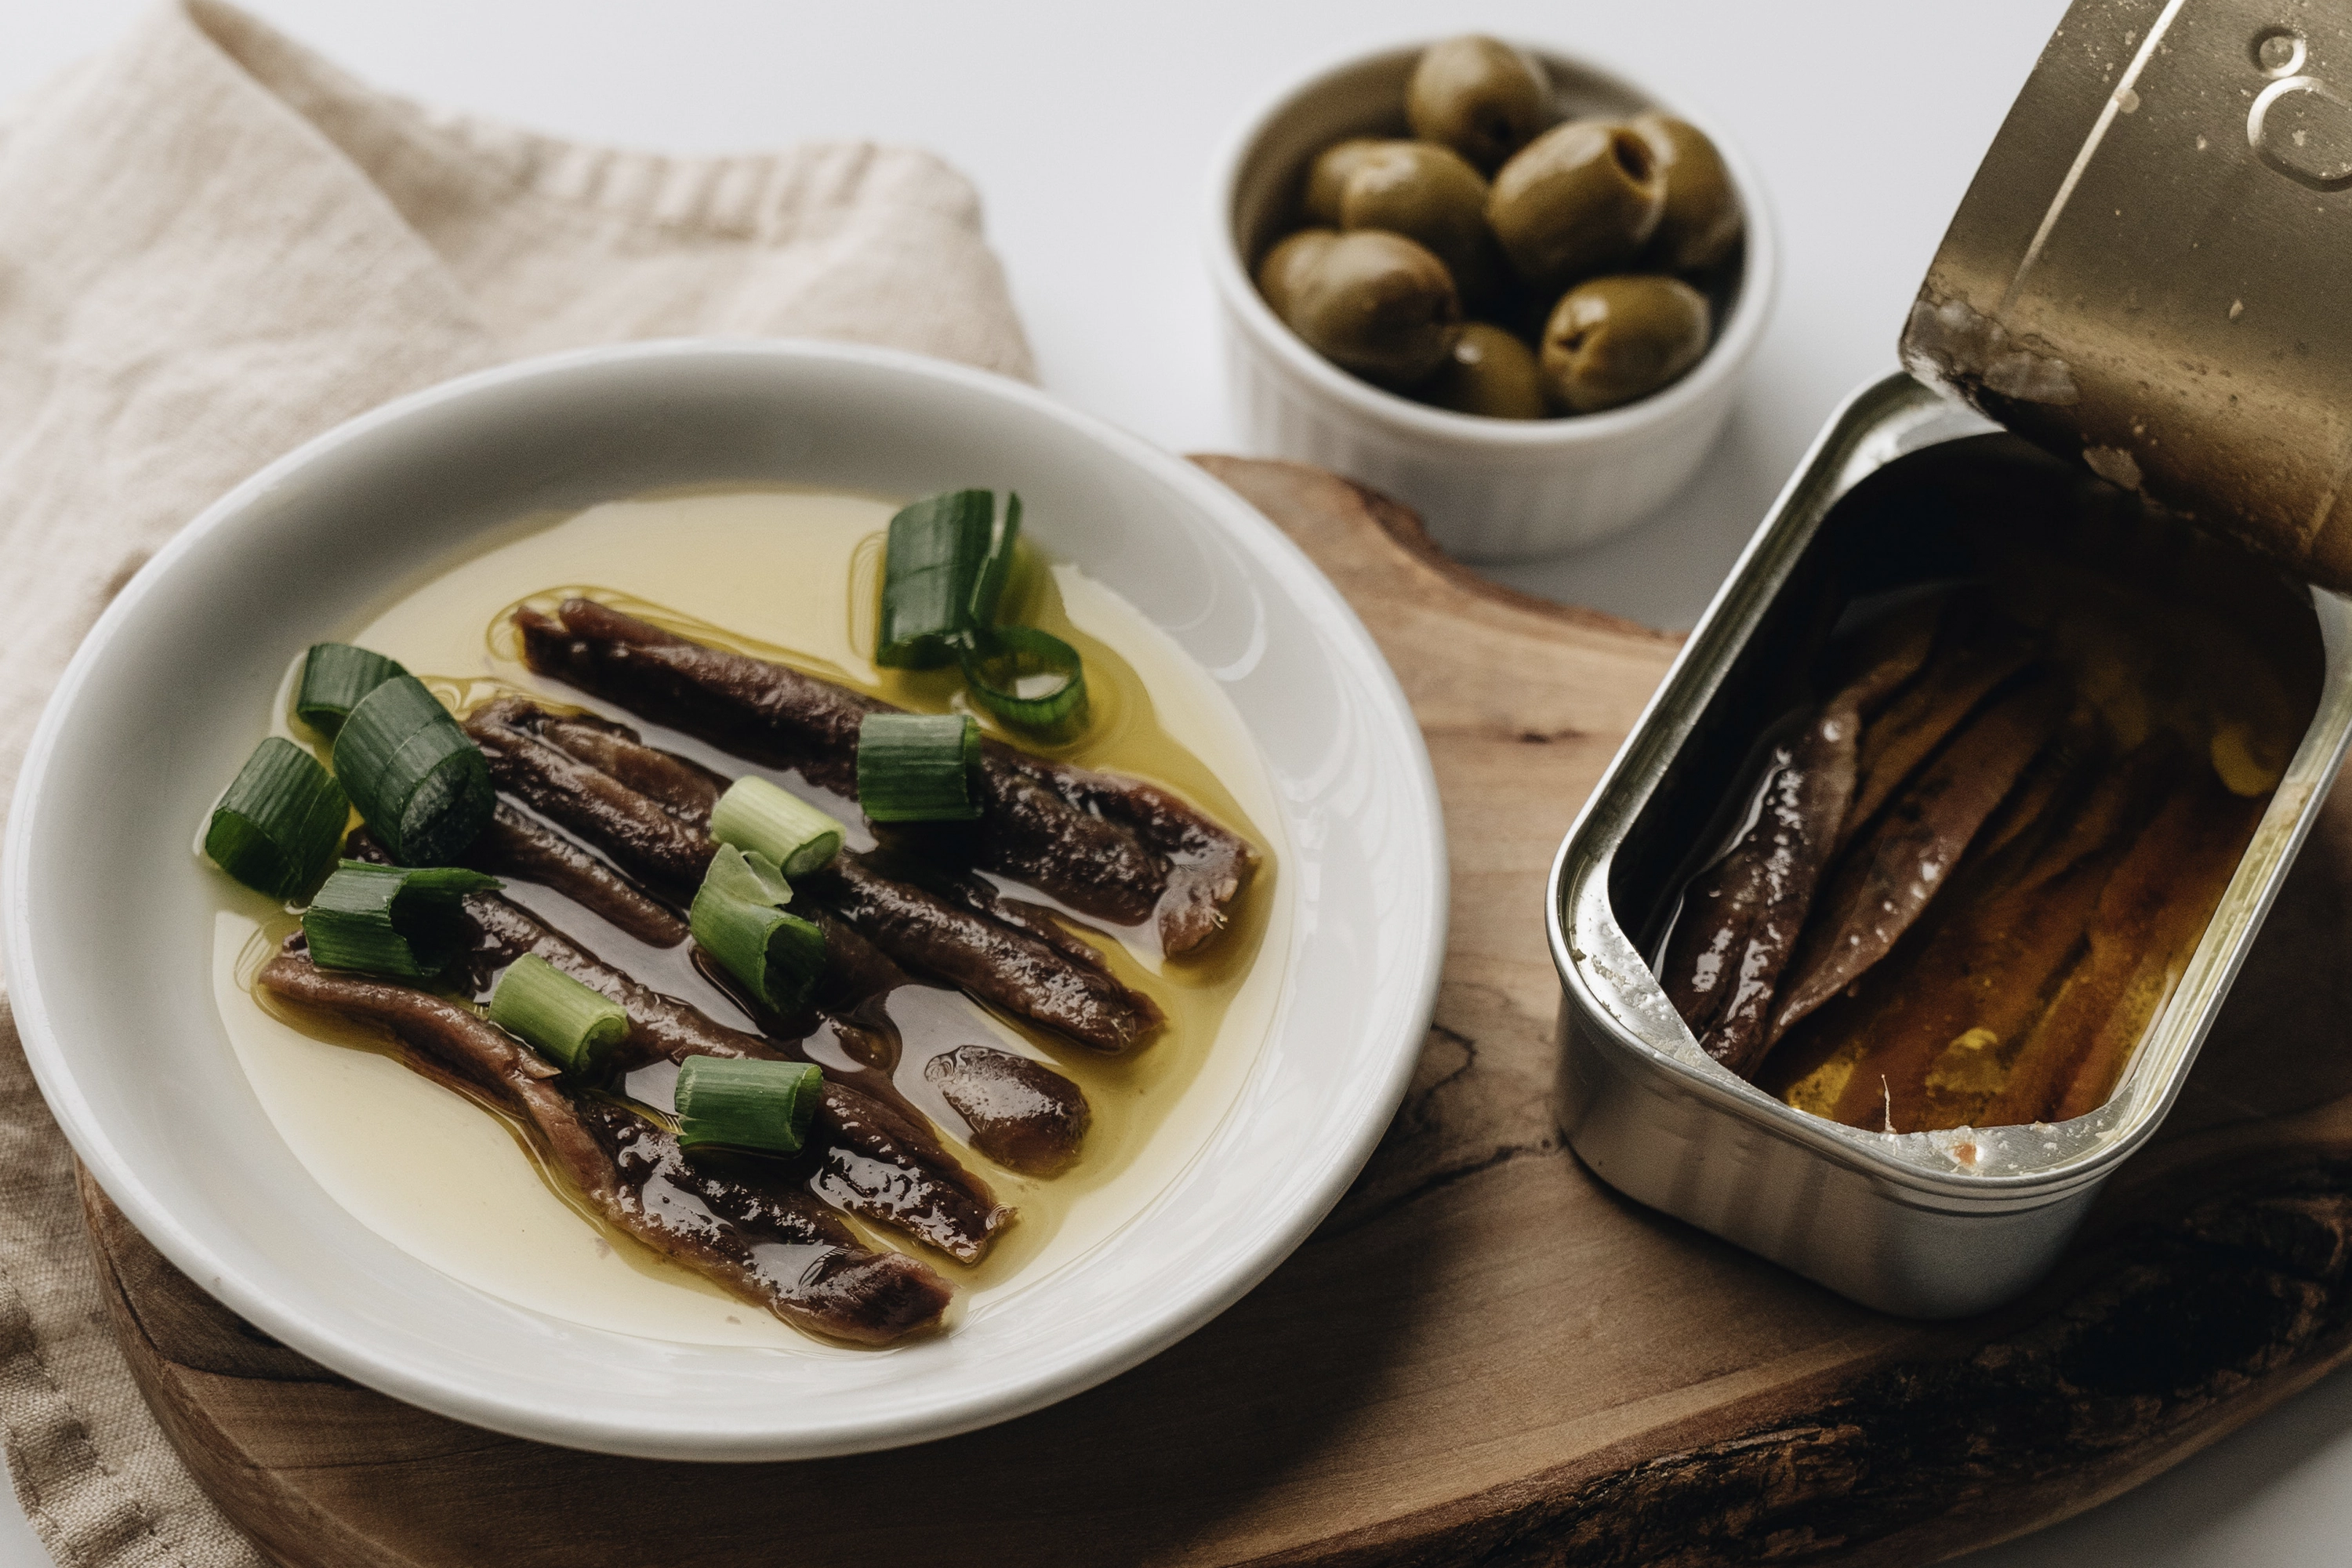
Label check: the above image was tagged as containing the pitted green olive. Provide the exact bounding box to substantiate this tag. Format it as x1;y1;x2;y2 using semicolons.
1488;121;1665;289
1256;228;1339;320
1539;274;1711;412
1418;322;1546;419
1280;230;1462;389
1632;113;1743;273
1406;35;1550;172
1330;141;1502;305
1302;139;1387;227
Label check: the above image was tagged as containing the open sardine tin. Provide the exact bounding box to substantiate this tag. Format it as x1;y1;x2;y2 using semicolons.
1550;0;2352;1318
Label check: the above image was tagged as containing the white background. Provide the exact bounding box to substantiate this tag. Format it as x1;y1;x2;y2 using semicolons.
6;2;2352;1563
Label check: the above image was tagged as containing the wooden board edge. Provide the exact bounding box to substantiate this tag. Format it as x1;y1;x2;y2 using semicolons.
78;1137;2352;1568
1257;1146;2352;1566
1185;456;1682;647
79;1166;392;1568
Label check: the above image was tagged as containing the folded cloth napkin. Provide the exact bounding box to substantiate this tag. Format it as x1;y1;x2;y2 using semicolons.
0;2;1033;1560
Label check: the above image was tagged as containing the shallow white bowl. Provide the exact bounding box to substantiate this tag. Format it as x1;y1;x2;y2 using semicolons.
1205;40;1779;561
0;339;1446;1461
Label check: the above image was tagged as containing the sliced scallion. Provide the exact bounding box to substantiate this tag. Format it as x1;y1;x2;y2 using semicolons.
302;860;499;980
876;488;993;669
332;674;493;866
708;775;846;877
674;1055;824;1156
689;846;828;1013
968;491;1022;630
201;738;350;902
873;485;1083;739
488;954;628;1074
294;643;407;738
960;625;1088;738
855;712;981;822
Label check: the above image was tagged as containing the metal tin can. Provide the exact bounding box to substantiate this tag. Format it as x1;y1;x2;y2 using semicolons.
1549;0;2352;1316
1551;373;2352;1316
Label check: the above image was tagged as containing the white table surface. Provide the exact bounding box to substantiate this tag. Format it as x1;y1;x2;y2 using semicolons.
5;2;2351;1563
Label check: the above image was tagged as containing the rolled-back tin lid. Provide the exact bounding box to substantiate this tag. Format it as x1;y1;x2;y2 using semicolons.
1904;0;2352;590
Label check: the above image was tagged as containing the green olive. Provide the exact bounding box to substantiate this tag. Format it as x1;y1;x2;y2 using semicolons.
1631;113;1743;272
1301;139;1387;227
1281;230;1462;389
1256;228;1339;320
1488;121;1665;290
1330;141;1502;305
1406;35;1550;172
1417;322;1547;419
1539;275;1711;413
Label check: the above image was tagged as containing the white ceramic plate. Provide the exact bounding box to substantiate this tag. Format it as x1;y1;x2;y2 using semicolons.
0;340;1446;1461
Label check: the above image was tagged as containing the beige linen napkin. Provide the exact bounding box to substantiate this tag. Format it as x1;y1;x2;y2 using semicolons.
0;2;1033;1560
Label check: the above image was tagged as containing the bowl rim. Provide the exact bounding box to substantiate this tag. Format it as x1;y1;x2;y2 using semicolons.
1202;35;1780;448
0;336;1450;1458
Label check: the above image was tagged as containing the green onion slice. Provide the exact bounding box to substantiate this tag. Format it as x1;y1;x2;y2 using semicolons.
855;712;982;822
969;491;1022;630
674;1055;825;1156
877;488;994;669
332;674;494;866
303;860;499;980
689;847;828;1013
295;643;407;738
708;775;846;877
960;625;1087;738
202;738;350;902
488;954;628;1073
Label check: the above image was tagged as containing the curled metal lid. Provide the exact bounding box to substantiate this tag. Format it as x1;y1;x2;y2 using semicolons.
1904;0;2352;590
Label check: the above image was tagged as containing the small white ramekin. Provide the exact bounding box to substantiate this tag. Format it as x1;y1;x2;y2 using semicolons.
1204;40;1779;562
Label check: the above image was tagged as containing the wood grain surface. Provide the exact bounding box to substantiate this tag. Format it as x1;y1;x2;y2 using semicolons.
79;456;2352;1566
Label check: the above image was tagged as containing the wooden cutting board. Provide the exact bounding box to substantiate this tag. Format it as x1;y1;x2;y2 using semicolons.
81;456;2352;1567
